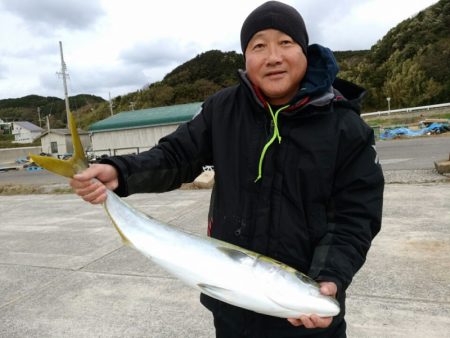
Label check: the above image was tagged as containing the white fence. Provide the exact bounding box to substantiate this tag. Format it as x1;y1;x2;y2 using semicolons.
362;102;450;117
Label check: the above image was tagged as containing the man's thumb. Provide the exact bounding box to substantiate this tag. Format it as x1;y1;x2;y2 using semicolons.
73;165;99;181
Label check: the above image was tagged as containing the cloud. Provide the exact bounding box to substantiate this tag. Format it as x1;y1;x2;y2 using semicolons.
3;41;58;58
290;0;366;49
0;62;5;79
39;63;149;99
120;39;199;68
0;0;104;31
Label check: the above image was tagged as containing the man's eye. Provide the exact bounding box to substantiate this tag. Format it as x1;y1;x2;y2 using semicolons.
281;40;293;45
253;43;265;50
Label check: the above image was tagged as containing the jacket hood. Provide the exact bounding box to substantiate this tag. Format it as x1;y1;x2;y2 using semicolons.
332;78;366;113
296;44;338;101
239;43;366;112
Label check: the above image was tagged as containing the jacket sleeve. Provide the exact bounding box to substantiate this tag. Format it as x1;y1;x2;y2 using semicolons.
100;105;213;197
308;116;384;293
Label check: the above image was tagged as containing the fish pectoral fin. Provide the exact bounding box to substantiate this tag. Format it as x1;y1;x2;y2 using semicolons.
197;283;239;303
217;246;256;265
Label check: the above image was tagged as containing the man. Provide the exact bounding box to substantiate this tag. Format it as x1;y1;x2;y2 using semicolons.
71;1;384;337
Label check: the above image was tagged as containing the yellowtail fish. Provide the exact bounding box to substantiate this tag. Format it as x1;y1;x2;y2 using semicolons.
30;112;340;318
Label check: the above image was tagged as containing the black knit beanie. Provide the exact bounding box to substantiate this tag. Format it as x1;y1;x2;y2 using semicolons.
240;1;309;55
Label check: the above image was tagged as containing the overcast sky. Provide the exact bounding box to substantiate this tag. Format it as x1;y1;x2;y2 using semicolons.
0;0;438;101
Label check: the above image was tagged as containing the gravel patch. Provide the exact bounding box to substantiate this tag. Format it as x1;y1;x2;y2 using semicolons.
383;169;450;184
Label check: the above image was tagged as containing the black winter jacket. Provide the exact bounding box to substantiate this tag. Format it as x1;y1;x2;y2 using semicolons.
104;44;384;337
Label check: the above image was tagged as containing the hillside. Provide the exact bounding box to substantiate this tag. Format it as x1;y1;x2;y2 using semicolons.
342;0;450;110
113;50;244;111
0;94;105;129
1;0;448;130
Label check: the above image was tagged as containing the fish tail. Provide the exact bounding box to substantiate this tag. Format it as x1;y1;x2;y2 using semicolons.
29;112;89;178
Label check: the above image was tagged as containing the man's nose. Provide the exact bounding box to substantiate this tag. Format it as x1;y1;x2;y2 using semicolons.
266;45;282;64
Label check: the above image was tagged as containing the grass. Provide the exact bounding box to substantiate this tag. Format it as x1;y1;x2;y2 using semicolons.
0;182;201;195
0;138;41;149
0;184;72;195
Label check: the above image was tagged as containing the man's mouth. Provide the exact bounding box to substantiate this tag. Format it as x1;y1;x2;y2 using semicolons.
266;71;286;78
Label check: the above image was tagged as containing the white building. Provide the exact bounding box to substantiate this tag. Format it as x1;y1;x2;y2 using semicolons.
40;128;91;158
12;121;44;143
88;102;202;157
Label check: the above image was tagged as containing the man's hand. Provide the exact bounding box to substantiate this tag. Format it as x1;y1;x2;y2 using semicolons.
287;281;337;329
70;163;119;204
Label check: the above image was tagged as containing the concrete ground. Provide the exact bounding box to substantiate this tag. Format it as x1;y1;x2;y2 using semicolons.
0;163;449;336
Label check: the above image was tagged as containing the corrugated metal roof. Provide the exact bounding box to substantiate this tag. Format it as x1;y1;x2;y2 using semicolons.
13;121;44;132
41;128;89;137
88;102;203;132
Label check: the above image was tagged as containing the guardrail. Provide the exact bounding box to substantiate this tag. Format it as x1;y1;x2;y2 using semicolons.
362;102;450;117
90;147;142;157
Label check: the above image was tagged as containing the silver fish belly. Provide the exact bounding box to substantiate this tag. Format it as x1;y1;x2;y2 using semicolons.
104;190;340;318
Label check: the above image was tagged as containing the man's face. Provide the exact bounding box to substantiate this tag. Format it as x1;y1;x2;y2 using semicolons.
245;29;307;106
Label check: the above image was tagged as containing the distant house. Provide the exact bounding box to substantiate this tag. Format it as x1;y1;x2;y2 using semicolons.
12;121;44;143
40;128;91;158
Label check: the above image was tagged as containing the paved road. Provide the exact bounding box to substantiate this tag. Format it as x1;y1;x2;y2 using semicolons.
0;169;67;186
377;134;450;170
0;134;449;187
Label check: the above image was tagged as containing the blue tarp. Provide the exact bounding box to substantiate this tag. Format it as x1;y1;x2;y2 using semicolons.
380;123;449;140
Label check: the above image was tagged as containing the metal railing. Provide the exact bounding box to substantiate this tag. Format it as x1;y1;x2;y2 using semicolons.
91;147;145;157
362;102;450;117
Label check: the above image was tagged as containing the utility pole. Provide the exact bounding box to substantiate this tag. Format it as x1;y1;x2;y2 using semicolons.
58;41;71;127
37;107;42;128
109;92;114;116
